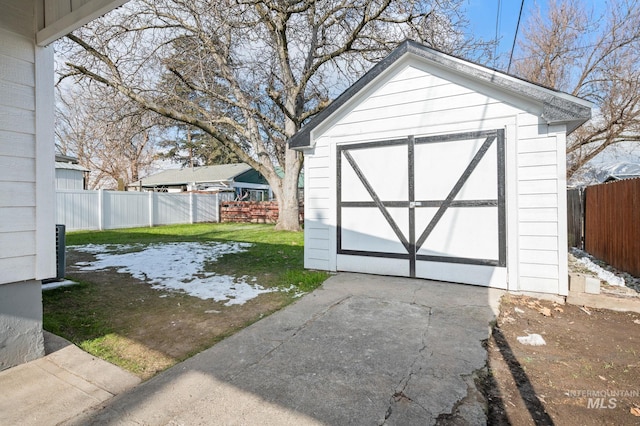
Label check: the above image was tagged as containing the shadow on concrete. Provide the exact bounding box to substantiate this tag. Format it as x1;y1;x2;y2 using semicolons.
44;331;72;355
62;274;502;425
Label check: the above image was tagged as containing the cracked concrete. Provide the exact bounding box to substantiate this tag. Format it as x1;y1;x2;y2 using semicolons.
10;273;501;425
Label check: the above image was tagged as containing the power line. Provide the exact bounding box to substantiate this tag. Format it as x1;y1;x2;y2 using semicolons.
507;0;525;73
494;0;502;63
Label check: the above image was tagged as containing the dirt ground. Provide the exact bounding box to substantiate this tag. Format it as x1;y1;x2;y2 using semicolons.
483;293;640;425
46;249;292;380
53;244;640;423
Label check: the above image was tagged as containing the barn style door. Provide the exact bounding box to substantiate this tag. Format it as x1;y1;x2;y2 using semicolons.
337;129;506;287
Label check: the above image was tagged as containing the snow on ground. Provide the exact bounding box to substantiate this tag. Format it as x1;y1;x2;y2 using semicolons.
570;248;626;287
72;242;280;305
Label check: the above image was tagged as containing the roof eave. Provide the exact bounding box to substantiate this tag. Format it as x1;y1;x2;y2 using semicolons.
289;40;593;149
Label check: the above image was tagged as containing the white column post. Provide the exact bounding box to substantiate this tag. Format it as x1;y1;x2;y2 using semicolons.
148;191;154;227
98;189;105;231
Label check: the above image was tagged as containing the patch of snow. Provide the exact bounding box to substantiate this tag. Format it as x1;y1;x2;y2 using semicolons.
71;241;280;305
517;334;546;346
571;248;626;287
42;280;78;291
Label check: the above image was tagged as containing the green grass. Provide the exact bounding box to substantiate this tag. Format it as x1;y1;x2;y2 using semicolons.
67;223;298;246
66;223;328;291
44;223;329;377
42;280;112;342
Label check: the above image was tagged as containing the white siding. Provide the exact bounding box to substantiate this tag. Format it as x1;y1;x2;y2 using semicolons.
317;60;535;144
0;15;38;285
0;2;34;39
305;61;524;277
515;114;567;295
303;142;333;270
302;56;572;295
55;168;85;189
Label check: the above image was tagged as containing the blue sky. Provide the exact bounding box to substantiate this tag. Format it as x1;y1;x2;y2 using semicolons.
466;0;527;62
464;0;606;67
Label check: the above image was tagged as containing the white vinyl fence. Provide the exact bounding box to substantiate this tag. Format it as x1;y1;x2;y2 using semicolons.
56;190;234;231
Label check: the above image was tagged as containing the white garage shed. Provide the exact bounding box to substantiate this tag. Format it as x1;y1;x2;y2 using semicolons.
290;41;592;296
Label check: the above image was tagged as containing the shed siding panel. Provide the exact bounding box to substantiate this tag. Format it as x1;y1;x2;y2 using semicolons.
518;207;558;222
320;65;526;144
55;168;85;189
302;62;571;295
303;140;333;270
326;102;519;141
0;20;37;285
519;249;558;265
519;277;561;294
516;117;565;294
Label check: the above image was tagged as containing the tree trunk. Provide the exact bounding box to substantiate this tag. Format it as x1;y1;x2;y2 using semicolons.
273;147;302;231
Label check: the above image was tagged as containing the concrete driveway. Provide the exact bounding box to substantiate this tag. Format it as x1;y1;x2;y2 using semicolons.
63;273;502;425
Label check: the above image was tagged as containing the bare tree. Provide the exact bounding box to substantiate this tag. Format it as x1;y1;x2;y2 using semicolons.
58;0;490;230
512;0;640;181
55;83;158;189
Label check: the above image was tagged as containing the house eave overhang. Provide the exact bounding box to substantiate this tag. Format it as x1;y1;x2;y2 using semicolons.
288;40;592;150
37;0;130;46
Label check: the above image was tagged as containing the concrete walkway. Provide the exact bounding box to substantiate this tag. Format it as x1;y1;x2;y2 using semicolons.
0;333;140;426
2;273;503;425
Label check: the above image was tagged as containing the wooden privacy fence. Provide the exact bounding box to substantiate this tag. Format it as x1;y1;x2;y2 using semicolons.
582;178;640;277
220;201;304;223
56;189;234;231
567;187;585;248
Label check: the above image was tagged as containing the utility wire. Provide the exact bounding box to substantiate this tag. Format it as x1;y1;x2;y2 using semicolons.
494;0;502;64
507;0;525;73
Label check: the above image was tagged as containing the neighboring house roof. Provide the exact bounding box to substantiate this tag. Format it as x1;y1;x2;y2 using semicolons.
289;40;592;149
598;162;640;183
55;161;90;172
131;163;265;187
55;154;89;172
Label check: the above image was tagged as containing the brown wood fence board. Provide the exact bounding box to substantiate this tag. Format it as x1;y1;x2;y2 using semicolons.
585;178;640;277
567;188;585;249
220;201;303;224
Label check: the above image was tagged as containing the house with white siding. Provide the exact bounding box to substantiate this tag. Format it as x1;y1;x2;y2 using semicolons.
290;41;592;296
0;0;129;370
55;154;89;190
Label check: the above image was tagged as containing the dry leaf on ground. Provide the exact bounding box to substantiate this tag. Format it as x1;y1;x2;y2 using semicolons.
539;307;552;316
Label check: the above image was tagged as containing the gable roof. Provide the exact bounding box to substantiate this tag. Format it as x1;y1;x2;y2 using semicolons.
55;154;90;172
55;161;89;172
132;163;255;187
289;40;592;149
